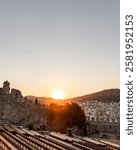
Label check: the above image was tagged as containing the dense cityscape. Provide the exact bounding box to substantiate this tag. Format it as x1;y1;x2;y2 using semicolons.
0;81;120;149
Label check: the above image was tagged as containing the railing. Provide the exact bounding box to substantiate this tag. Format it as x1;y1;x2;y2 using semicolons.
0;137;11;150
1;125;120;150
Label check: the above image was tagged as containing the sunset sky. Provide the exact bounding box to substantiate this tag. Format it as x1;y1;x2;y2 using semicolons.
0;0;119;98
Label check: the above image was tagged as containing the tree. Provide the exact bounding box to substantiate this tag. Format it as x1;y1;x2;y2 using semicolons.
67;103;86;128
47;103;86;132
35;98;38;104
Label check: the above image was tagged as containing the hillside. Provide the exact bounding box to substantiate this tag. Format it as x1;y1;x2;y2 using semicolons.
27;89;120;105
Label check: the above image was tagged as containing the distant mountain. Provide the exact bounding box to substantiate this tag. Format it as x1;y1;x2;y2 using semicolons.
26;96;56;105
26;89;120;105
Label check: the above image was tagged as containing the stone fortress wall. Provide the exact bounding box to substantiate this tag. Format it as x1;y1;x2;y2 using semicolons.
0;81;120;134
87;117;120;134
0;80;23;103
0;81;47;130
77;100;120;134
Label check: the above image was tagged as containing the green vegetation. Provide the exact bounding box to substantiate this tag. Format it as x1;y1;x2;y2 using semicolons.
47;103;86;133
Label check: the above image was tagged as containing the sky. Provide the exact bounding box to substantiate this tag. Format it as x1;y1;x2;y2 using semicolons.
0;0;120;98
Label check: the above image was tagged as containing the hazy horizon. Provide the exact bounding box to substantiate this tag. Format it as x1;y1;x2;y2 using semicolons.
0;0;119;98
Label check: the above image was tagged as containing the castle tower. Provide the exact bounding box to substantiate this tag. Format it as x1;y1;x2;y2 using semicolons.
3;80;10;95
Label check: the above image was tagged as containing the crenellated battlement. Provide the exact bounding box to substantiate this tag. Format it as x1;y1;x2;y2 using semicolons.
87;117;120;134
88;117;120;125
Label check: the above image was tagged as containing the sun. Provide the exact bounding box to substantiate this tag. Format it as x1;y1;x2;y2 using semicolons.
52;89;65;100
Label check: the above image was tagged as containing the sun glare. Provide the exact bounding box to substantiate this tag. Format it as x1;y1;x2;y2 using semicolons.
52;89;65;100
